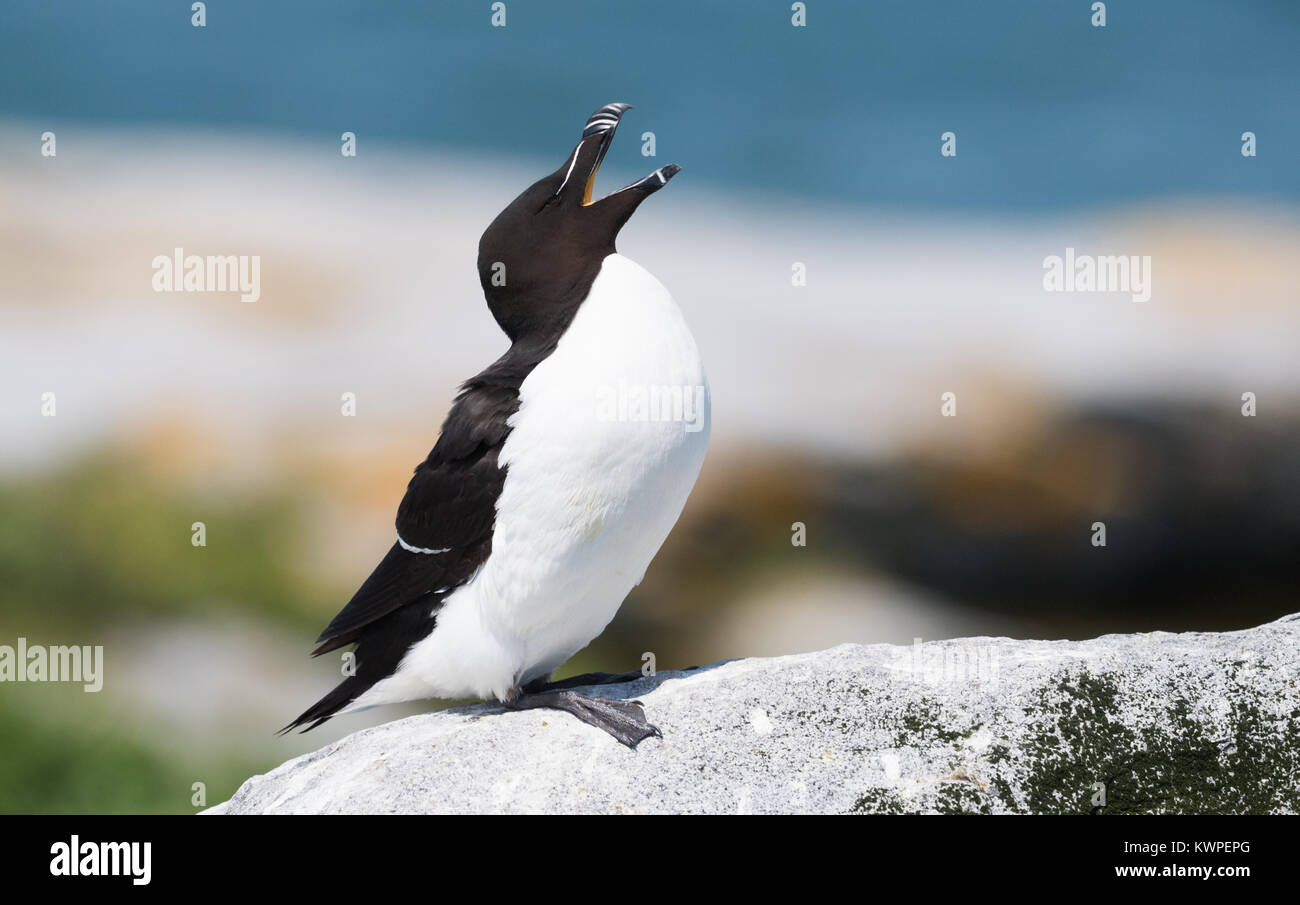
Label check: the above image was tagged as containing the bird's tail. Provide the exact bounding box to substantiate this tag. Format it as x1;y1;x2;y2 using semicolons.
278;677;365;734
280;601;442;734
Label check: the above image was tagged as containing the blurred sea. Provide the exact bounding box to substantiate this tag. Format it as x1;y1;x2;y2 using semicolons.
1;0;1298;212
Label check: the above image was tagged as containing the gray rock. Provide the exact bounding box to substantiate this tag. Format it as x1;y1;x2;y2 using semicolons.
207;615;1300;814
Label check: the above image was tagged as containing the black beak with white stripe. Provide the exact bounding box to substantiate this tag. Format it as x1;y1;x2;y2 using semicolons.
477;103;681;342
557;102;681;208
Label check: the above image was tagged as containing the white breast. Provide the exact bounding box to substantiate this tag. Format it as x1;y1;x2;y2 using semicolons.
353;253;710;708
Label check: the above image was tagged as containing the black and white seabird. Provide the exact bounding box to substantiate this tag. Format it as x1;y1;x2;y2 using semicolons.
284;103;709;748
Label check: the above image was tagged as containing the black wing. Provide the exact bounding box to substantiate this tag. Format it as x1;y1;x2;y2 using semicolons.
283;345;550;733
310;377;519;656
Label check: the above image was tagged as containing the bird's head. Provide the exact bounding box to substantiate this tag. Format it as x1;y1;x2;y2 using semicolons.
476;103;681;343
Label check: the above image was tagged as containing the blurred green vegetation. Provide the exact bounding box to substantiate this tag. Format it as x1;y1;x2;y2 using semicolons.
0;690;262;815
0;452;332;814
0;452;326;636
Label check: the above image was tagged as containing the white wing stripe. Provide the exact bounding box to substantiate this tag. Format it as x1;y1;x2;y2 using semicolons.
397;534;451;555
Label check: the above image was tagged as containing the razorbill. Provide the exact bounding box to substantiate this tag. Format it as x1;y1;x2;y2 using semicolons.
284;103;709;748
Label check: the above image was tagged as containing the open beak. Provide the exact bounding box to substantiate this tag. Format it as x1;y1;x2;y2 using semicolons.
566;103;682;207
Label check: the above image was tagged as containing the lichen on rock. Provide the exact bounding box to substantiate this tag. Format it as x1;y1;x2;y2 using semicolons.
207;614;1300;815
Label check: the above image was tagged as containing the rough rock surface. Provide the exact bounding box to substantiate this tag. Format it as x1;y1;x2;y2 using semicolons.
208;615;1300;814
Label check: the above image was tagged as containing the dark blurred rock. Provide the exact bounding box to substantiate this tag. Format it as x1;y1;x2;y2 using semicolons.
823;404;1300;633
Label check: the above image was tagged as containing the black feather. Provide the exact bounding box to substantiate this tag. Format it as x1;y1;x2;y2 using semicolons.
285;336;576;731
281;602;441;733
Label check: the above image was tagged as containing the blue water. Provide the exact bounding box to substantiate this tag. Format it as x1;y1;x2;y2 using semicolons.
1;0;1296;211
